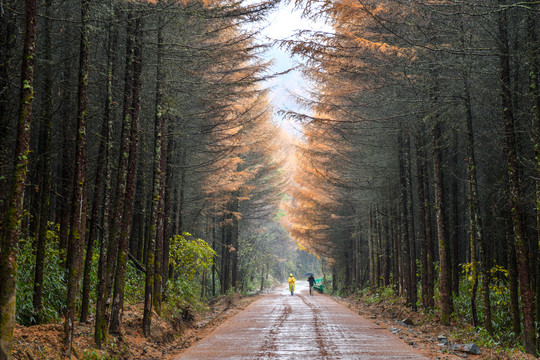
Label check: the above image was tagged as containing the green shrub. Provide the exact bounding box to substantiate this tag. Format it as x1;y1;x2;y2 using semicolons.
452;263;518;348
16;222;66;325
124;259;145;305
168;233;216;282
357;285;397;305
164;233;216;320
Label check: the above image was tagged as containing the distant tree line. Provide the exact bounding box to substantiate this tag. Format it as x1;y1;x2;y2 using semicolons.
284;0;540;355
0;0;292;358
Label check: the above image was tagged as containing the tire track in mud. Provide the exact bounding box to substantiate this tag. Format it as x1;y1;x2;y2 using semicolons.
256;299;292;358
298;294;338;358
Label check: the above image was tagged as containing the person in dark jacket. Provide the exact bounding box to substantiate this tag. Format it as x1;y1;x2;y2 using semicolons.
307;275;315;295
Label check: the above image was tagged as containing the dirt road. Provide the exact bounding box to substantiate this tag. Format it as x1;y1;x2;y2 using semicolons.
175;282;428;359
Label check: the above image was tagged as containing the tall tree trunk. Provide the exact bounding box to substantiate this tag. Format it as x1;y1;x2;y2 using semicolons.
33;0;53;325
132;166;146;262
450;132;460;299
142;198;156;337
352;218;359;290
405;132;417;310
110;14;142;334
0;1;17;205
162;135;175;296
0;1;37;358
109;107;139;334
433;120;452;325
481;239;493;334
95;6;134;347
57;39;74;265
470;14;492;337
221;214;232;293
398;128;413;307
506;215;521;336
144;6;165;334
467;137;479;328
260;264;266;292
93;31;115;344
499;0;535;353
230;198;240;291
343;236;351;291
392;208;400;289
350;219;357;290
64;0;90;354
462;49;481;329
219;220;224;293
220;217;226;293
153;130;166;314
152;16;166;316
80;12;117;319
368;208;375;289
525;0;540;329
178;154;186;234
212;216;216;296
170;148;185;282
416;130;434;309
382;210;390;287
424;182;435;309
375;207;382;288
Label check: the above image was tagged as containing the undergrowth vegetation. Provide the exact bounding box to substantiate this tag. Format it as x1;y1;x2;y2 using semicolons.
348;262;533;355
16;223;66;325
16;228;218;327
451;263;522;350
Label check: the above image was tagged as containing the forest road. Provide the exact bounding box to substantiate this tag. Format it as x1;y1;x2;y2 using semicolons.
174;282;428;360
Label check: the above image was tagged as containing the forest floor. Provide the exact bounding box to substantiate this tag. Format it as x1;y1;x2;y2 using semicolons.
11;290;538;360
334;294;537;360
12;292;259;360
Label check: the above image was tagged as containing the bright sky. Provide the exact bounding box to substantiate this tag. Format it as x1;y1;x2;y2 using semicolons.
245;1;332;135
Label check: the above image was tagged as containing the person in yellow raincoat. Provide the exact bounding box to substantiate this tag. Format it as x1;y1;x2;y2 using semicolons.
288;273;296;295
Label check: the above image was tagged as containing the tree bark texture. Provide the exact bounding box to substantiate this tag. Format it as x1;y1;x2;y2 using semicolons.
57;60;74;265
80;17;116;319
524;0;540;327
95;8;135;346
144;7;166;334
0;1;37;358
499;0;536;353
506;218;522;336
405;133;417;310
230;198;240;291
433;120;452;325
450;132;460;299
32;0;53;325
110;15;142;334
0;1;17;213
152;17;166;316
93;2;117;346
382;211;390;287
398;129;413;307
162;135;175;295
368;208;375;289
64;0;90;354
416;130;434;309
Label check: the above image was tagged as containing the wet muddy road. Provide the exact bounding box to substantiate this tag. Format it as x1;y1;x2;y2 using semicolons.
176;282;428;359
